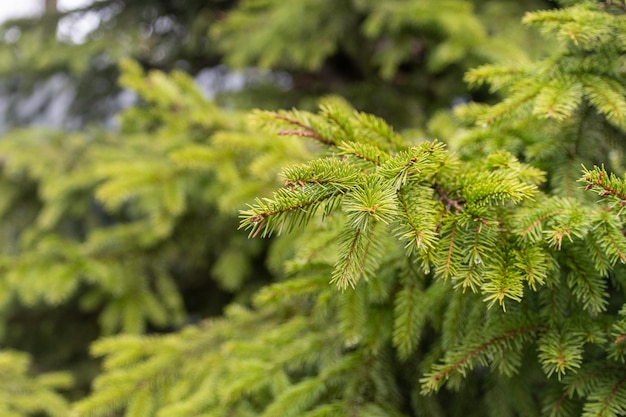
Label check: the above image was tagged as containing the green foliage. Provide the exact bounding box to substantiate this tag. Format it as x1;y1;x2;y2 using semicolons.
209;0;550;124
0;350;72;417
0;57;310;389
450;1;626;199
242;103;540;297
6;1;626;417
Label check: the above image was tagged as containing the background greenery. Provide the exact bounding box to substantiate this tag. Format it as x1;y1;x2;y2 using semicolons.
3;1;626;416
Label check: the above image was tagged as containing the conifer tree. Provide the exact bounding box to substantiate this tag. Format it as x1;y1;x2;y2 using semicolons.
5;1;626;417
0;0;547;397
70;2;626;416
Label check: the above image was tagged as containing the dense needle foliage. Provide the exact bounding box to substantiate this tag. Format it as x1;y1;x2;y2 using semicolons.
3;1;626;417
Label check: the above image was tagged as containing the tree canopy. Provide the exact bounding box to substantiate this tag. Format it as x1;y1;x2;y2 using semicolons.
3;1;626;417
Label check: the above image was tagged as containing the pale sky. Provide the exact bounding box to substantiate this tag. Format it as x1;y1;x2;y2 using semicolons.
0;0;94;22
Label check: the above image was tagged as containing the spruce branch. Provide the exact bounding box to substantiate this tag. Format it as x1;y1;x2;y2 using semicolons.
565;366;607;399
281;158;361;190
260;378;328;417
452;222;496;293
433;218;461;281
464;63;527;92
351;111;406;152
538;331;585;379
343;175;398;230
609;305;626;361
434;183;464;213
240;184;348;238
251;109;338;147
514;198;588;249
337;141;391;167
273;114;336;146
377;140;449;188
392;186;439;259
460;169;537;215
580;74;626;130
393;278;448;360
513;245;550;291
338;283;368;345
564;248;609;314
533;75;584;121
253;275;329;307
420;321;544;394
482;252;525;311
392;277;422;360
585;231;613;276
331;223;387;290
518;208;568;243
582;374;626;417
522;4;621;50
589;210;626;266
581;165;626;209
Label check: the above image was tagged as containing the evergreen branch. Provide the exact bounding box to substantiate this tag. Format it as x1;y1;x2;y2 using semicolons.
300;403;344;417
393;279;448;360
420;323;544;394
581;165;626;206
393;277;422;360
461;170;537;214
564;247;609;314
434;183;464;213
331;224;385;290
321;96;405;151
333;228;367;290
464;63;527;92
522;5;615;49
585;232;612;275
513;245;549;290
538;331;585;379
320;101;354;139
338;284;368;346
393;186;439;257
583;374;626;417
278;129;329;142
444;228;457;275
477;87;542;126
563;364;612;399
343;176;398;229
282;158;361;190
453;224;491;292
597;214;626;265
377;141;449;188
433;218;460;280
337;141;391;167
273;114;337;146
532;76;584;121
482;253;526;311
440;287;479;351
580;74;626;129
352;111;406;151
453;259;482;293
332;202;391;290
253;275;329;307
260;378;328;417
514;198;584;245
518;209;566;240
0;351;73;417
240;185;347;238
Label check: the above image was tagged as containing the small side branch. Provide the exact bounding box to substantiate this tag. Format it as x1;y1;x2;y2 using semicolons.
273;114;335;146
434;183;465;213
582;167;626;206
